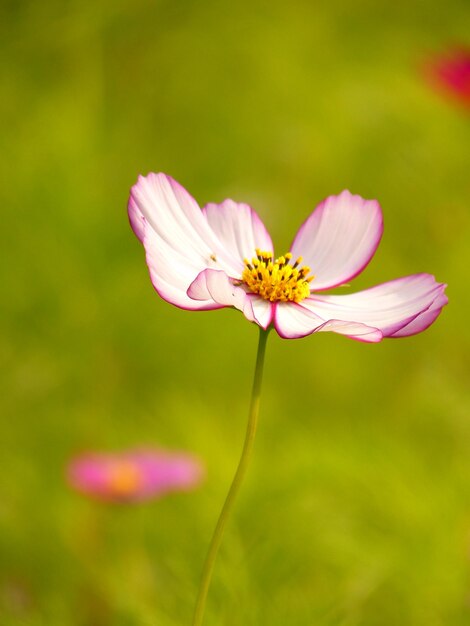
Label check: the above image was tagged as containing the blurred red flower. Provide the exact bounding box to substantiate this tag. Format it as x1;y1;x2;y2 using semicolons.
425;47;470;110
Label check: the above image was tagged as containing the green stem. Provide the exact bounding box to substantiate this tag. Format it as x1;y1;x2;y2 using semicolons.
192;327;270;626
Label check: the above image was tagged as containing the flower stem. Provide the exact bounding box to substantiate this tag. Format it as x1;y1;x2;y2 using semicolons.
192;327;270;626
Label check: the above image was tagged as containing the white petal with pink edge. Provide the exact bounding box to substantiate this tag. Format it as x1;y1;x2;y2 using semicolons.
187;269;256;323
129;173;244;277
290;190;383;291
143;221;221;310
274;302;382;341
129;173;263;309
305;274;447;337
203;200;273;270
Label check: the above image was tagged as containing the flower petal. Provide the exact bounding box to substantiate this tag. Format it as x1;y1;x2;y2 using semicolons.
274;302;382;341
130;173;215;256
290;190;383;290
187;269;256;323
143;220;220;310
202;200;273;266
127;450;204;498
305;274;447;337
129;173;245;309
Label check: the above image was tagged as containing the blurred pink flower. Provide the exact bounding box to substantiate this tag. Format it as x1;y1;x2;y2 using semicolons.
425;47;470;109
128;173;447;341
68;449;204;502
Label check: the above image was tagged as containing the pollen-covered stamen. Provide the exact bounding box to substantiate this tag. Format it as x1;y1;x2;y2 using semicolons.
241;249;315;303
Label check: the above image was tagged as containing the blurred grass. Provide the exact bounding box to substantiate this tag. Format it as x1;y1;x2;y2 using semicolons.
1;0;470;624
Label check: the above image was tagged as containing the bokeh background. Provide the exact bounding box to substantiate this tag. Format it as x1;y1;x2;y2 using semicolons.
1;1;469;624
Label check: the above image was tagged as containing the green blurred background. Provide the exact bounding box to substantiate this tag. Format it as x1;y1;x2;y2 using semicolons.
1;0;469;624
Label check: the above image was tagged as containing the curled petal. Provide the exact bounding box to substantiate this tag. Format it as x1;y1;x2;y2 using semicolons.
128;195;146;243
390;289;448;337
188;269;256;324
274;302;382;341
290;190;383;291
305;274;447;338
249;296;275;329
203;200;273;270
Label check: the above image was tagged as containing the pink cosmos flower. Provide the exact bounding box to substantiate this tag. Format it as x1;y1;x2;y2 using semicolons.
425;47;470;110
128;173;447;341
67;449;204;502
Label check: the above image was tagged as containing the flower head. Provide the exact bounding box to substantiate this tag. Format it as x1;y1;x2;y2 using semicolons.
425;47;470;110
67;448;204;503
128;173;447;341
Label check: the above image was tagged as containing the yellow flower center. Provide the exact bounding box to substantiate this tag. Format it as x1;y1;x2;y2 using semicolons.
107;461;142;496
241;249;314;303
